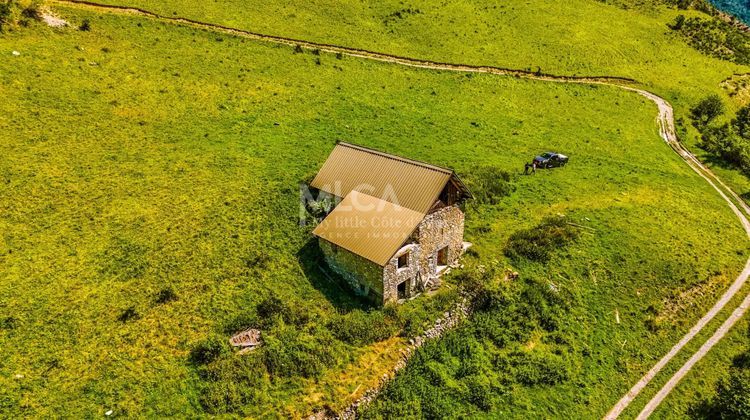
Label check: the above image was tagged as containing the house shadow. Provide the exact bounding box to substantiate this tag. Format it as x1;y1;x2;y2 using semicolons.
296;239;376;313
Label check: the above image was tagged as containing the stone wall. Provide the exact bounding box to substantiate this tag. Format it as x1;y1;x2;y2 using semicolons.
319;239;385;305
318;205;465;305
382;243;420;304
413;205;465;289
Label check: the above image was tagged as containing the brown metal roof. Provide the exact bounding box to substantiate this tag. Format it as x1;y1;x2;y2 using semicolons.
313;191;423;266
311;142;458;215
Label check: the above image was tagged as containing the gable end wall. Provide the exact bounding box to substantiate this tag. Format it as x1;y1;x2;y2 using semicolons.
319;239;385;305
414;205;465;286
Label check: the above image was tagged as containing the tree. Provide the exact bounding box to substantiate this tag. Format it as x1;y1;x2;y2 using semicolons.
691;94;725;127
733;104;750;139
699;326;750;418
670;14;686;30
710;357;750;418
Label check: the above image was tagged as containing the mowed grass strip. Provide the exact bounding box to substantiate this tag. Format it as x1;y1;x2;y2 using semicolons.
0;7;747;417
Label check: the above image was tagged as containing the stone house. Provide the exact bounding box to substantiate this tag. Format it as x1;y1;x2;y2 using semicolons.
311;142;472;305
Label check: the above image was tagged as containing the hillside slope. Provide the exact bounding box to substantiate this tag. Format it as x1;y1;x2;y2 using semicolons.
0;1;748;417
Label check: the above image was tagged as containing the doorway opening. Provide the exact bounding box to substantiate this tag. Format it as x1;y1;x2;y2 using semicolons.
437;246;449;268
397;281;407;299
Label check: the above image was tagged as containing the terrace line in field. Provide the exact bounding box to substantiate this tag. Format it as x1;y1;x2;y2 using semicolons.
311;142;472;304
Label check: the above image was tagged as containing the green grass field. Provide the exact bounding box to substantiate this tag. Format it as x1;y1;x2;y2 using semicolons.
651;318;749;418
0;1;749;417
82;0;750;198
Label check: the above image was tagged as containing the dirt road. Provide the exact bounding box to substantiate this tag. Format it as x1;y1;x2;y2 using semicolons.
50;1;750;417
604;89;750;420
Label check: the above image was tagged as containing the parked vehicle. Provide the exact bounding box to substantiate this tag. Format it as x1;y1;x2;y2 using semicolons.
534;152;568;168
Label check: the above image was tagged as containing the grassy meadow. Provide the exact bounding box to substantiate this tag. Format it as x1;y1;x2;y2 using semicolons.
85;0;750;198
616;281;750;418
651;317;750;418
0;2;748;418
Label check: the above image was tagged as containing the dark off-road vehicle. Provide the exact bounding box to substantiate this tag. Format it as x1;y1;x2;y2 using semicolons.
534;152;568;168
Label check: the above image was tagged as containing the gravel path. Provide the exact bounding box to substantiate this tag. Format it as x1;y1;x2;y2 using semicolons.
49;1;750;417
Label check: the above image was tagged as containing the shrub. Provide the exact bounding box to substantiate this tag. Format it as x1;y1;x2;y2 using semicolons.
117;306;140;323
256;295;285;319
671;16;750;65
329;309;400;345
670;14;686;30
700;123;750;174
255;294;309;327
733;106;750;140
519;278;569;332
155;286;177;304
0;0;43;31
463;166;514;205
464;374;493;411
710;360;750;418
504;216;579;263
0;316;17;330
691;94;725;127
224;311;259;334
506;350;570;386
79;19;90;31
190;335;229;365
261;327;335;378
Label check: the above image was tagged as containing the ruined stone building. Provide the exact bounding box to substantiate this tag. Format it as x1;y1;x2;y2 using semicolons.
311;142;472;305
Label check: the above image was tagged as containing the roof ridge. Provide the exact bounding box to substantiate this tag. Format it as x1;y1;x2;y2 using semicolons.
336;141;453;175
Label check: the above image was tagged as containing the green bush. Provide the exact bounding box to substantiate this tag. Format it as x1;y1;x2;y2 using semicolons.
503;350;571;386
190;335;229;365
504;216;580;263
670;15;750;65
670;14;686;30
155;286;177;304
117;306;140;323
697;102;750;176
0;316;17;330
691;94;725;127
256;295;309;328
463;166;515;205
464;374;493;411
520;277;572;332
0;0;43;31
708;357;750;418
328;308;400;345
261;327;335;379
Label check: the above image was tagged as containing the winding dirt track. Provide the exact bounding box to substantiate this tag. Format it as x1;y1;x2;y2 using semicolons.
52;0;750;417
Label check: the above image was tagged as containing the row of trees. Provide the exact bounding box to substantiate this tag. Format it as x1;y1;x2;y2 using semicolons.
691;95;750;175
